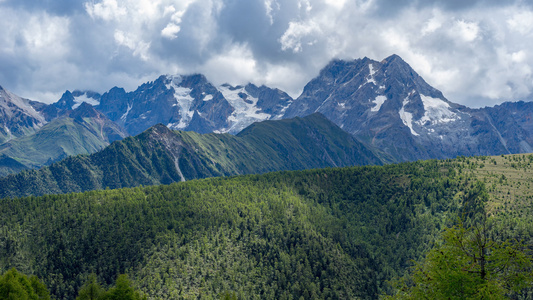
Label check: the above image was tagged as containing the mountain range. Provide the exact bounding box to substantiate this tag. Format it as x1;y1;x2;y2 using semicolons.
1;54;533;177
0;113;383;198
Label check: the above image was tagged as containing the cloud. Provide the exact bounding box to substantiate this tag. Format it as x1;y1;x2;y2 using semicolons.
279;20;321;53
199;43;259;85
454;20;480;42
507;10;533;35
0;0;533;108
85;0;126;21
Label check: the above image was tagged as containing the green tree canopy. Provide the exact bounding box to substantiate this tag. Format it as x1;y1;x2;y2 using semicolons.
76;274;145;300
103;274;145;300
76;274;104;300
0;268;50;300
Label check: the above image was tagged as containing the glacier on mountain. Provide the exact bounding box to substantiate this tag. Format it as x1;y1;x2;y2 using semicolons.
166;77;195;130
416;95;457;126
72;94;100;109
219;84;271;133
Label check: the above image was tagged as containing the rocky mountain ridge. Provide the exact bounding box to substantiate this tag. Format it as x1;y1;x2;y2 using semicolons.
2;54;533;167
285;55;533;161
51;74;293;136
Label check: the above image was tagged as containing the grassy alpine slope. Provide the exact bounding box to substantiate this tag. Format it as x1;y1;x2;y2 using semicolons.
0;113;385;199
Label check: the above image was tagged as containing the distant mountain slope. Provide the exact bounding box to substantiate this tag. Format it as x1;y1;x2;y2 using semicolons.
472;101;533;154
0;113;384;198
236;113;387;168
41;90;102;120
0;103;128;176
0;85;47;143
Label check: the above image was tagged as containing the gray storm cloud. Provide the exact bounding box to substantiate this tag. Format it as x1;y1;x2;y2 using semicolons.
0;0;532;107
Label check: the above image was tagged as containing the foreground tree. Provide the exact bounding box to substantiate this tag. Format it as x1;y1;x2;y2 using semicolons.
76;274;145;300
0;268;50;300
387;219;533;299
103;274;145;300
76;274;104;300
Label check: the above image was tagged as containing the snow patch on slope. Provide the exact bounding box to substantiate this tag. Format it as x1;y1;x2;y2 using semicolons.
120;103;133;122
416;95;457;126
219;85;271;133
3;126;13;141
166;76;195;129
371;95;387;112
399;93;419;136
366;64;377;85
275;103;291;119
203;94;213;101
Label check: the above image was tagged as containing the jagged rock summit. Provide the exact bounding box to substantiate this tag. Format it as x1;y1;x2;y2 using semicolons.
93;74;293;136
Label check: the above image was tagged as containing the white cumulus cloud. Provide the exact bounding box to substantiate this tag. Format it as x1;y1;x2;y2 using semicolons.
280;20;321;53
1;0;533;108
85;0;126;21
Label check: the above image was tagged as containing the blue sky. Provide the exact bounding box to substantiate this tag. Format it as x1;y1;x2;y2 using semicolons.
0;0;532;107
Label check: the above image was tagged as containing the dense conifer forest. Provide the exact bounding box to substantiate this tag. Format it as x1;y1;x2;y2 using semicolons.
1;154;533;299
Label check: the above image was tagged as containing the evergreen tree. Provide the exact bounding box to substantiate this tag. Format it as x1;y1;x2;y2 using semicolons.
76;274;104;300
101;275;145;300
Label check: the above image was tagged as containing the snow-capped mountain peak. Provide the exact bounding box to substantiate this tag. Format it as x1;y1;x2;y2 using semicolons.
165;75;195;129
218;84;272;133
71;91;101;109
53;90;101;111
283;54;481;161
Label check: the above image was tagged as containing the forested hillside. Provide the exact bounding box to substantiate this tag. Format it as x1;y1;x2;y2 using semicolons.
0;156;500;299
2;154;533;299
0;113;385;199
